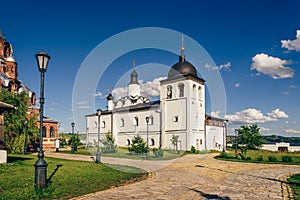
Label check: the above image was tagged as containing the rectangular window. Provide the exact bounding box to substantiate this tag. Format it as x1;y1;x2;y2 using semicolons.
172;116;179;122
200;139;202;145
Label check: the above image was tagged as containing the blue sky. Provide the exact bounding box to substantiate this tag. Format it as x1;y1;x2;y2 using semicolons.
1;0;300;136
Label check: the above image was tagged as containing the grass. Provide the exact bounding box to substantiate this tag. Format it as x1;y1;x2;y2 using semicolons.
288;174;300;199
59;147;185;160
215;148;300;165
0;154;146;200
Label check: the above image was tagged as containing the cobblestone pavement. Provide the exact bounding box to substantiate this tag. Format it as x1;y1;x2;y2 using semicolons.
45;151;300;199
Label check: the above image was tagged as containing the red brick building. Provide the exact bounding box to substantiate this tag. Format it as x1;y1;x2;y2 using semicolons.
0;30;59;148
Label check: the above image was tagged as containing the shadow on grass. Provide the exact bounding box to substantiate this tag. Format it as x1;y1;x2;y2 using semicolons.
7;156;34;163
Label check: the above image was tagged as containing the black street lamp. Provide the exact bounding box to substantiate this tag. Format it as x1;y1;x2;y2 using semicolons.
234;129;238;154
71;122;75;153
34;50;50;188
96;108;102;163
145;116;150;159
24;119;28;154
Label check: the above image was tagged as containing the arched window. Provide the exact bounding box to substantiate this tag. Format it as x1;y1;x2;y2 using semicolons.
178;83;184;97
151;139;155;146
198;86;202;100
50;127;55;138
193;84;196;98
126;139;131;146
133;117;139;126
120;118;124;127
167;85;172;99
42;126;46;138
101;121;106;128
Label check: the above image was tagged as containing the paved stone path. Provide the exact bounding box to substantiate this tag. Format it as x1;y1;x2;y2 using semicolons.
45;151;300;199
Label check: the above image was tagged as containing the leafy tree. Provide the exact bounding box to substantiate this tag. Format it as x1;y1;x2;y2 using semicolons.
236;124;264;156
0;89;39;153
128;135;147;154
170;134;179;150
68;134;81;152
101;131;117;153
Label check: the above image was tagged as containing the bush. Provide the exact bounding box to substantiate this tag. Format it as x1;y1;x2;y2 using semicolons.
101;133;117;153
128;135;147;154
219;151;229;158
153;148;164;157
245;157;252;160
268;155;278;162
257;155;263;161
282;155;292;162
191;146;196;153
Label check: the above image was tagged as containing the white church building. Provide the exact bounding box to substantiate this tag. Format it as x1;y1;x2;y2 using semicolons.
85;46;227;151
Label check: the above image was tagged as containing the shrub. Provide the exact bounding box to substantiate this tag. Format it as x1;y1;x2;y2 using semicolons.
268;155;278;162
101;133;117;153
257;155;263;161
219;151;229;158
245;157;252;160
191;146;196;153
282;155;292;162
128;135;147;154
153;148;164;157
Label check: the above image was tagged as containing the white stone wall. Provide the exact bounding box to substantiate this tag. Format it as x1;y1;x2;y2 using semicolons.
206;125;224;151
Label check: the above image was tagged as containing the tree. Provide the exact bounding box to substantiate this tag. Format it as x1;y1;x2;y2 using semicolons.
128;135;147;154
236;124;264;156
0;89;39;153
101;131;117;153
170;134;179;150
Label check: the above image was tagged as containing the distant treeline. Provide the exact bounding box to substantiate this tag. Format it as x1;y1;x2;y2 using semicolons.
264;135;300;146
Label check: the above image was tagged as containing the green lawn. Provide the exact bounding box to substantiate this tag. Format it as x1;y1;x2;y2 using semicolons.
59;147;185;160
288;174;300;200
0;154;146;200
216;149;300;165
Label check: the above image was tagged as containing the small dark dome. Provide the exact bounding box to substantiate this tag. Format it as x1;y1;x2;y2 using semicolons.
107;93;114;101
168;59;197;78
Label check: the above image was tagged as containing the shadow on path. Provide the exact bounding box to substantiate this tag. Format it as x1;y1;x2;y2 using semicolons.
189;188;231;200
195;164;289;184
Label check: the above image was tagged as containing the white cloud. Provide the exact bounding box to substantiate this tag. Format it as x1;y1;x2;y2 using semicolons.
205;62;231;71
234;83;240;88
94;92;103;97
141;77;166;97
225;108;288;124
281;30;300;52
48;108;56;111
112;87;128;99
51;102;61;106
267;108;289;119
289;85;297;89
210;111;220;118
282;91;289;95
77;105;91;109
250;53;294;79
284;129;300;134
112;77;167;100
260;127;270;132
77;101;89;105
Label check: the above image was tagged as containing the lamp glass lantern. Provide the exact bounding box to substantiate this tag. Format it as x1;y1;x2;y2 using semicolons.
36;51;50;73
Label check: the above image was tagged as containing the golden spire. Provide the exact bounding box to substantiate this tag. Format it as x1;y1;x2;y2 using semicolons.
180;34;185;62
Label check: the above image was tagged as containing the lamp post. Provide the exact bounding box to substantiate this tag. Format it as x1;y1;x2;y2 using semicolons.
24;119;28;154
223;120;228;152
234;129;238;154
96;108;102;163
71;122;75;153
145;116;150;159
34;50;50;188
